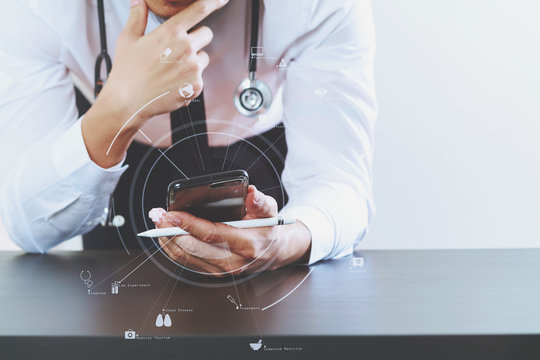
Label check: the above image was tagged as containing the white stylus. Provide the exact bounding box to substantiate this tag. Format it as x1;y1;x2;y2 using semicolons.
137;216;296;238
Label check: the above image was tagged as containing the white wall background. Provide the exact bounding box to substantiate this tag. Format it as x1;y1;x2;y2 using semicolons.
1;0;539;251
360;0;540;249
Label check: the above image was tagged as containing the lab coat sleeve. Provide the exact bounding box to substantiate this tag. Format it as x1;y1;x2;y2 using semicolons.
279;0;377;264
0;1;127;253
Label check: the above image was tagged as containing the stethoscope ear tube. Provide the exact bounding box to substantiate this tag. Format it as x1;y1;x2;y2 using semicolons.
94;52;112;97
94;0;112;97
233;0;273;117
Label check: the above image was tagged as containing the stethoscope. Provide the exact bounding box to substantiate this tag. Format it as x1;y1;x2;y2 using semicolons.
94;0;271;227
233;0;273;117
80;270;93;288
94;0;271;114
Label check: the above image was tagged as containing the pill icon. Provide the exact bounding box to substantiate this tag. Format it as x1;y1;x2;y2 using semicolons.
160;48;172;60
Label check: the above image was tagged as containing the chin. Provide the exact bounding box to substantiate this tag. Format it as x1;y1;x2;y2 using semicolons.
146;0;197;18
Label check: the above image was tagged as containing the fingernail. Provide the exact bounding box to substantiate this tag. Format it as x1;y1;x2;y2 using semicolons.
130;0;141;7
148;208;166;224
165;214;181;226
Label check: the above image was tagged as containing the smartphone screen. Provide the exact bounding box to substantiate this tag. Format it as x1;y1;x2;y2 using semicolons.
166;170;249;222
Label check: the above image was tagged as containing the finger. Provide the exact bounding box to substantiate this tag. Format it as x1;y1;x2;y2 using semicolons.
148;208;167;225
165;0;229;32
164;237;245;276
123;0;149;38
153;211;237;266
188;26;213;52
164;211;248;254
173;234;232;260
196;51;210;70
245;185;278;219
159;237;225;275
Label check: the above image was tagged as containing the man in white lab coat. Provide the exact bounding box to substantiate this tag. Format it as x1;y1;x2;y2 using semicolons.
0;0;376;275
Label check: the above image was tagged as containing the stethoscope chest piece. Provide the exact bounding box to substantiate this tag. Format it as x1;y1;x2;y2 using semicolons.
233;0;271;118
234;75;272;117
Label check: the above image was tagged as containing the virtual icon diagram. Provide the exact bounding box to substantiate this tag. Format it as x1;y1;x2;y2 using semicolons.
160;47;172;60
179;82;194;98
226;294;240;309
313;88;328;99
80;270;93;288
250;46;264;57
124;329;137;339
111;281;119;294
250;339;263;351
351;256;364;268
155;313;172;328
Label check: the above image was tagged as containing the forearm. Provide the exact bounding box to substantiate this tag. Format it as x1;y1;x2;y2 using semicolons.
0;119;126;252
81;89;140;169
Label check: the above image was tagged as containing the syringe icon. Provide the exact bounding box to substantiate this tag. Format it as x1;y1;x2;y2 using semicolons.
226;294;240;309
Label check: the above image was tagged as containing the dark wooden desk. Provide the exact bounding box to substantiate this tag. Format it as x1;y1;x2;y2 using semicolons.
0;249;539;359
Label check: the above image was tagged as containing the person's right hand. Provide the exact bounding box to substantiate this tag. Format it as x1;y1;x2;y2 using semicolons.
82;0;228;168
103;0;229;124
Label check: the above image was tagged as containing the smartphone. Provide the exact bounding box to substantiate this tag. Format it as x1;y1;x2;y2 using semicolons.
167;170;249;222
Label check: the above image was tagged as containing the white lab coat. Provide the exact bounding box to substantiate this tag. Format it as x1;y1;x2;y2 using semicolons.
0;0;376;264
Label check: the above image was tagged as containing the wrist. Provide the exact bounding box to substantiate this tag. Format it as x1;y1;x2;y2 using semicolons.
276;221;312;266
96;80;151;128
81;92;140;168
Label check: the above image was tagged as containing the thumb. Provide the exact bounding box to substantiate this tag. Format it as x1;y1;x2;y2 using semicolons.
123;0;148;38
244;185;278;219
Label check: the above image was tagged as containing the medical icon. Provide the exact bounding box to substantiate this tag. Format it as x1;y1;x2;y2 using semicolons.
156;314;164;327
155;313;172;328
124;329;137;339
249;339;263;351
111;281;119;294
351;256;364;268
250;46;264;57
179;82;194;98
80;270;93;288
160;47;172;60
277;58;287;69
227;294;240;309
164;314;172;327
313;88;328;98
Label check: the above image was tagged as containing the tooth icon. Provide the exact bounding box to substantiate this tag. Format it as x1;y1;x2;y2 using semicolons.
164;314;172;327
155;314;164;327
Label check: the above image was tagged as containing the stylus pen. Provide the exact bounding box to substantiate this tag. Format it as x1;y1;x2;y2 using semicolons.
137;216;296;238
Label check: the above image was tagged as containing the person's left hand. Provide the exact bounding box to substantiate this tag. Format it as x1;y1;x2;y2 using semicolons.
149;185;311;276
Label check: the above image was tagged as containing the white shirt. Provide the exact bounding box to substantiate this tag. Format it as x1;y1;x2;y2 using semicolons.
0;0;376;264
